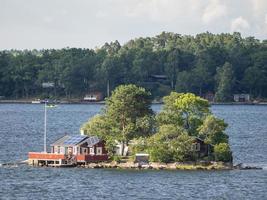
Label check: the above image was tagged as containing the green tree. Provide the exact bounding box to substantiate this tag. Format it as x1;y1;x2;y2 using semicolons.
172;133;195;162
214;143;232;162
81;114;116;154
175;71;193;93
165;49;181;90
198;115;229;145
83;84;154;156
242;66;267;97
148;125;194;162
191;60;212;96
156;92;184;128
105;85;154;155
173;93;210;135
215;62;235;102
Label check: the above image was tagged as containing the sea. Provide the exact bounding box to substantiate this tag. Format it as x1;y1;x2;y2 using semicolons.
0;104;266;199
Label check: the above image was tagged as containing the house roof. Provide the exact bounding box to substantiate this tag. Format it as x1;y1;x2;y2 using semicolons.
79;136;101;147
51;135;88;146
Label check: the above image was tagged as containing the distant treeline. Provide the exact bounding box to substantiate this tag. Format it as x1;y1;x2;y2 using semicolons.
0;32;266;101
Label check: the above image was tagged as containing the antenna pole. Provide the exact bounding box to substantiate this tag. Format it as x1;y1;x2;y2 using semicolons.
44;101;47;152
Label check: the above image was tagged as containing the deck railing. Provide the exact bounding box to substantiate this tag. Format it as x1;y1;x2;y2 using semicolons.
28;152;65;160
29;152;108;162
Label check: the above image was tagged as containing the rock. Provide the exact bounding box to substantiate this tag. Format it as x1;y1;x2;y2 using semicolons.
234;163;262;170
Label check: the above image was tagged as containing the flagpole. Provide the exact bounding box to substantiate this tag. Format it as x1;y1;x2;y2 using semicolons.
44;101;47;153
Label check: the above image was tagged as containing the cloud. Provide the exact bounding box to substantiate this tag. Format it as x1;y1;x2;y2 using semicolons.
202;0;227;24
250;0;267;13
95;11;108;19
43;16;53;24
231;17;250;32
0;0;266;49
123;0;202;22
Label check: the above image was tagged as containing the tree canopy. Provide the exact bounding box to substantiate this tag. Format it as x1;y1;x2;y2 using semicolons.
82;84;154;155
0;32;267;100
82;86;232;162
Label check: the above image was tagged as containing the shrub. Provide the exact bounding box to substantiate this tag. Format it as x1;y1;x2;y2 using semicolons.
214;143;232;162
112;155;122;163
148;144;174;163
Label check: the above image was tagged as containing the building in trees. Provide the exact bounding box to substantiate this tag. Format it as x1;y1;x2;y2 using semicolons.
233;94;250;102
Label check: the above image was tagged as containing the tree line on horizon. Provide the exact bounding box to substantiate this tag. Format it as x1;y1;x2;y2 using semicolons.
0;32;266;101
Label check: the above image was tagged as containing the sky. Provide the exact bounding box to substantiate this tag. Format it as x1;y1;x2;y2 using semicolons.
0;0;267;50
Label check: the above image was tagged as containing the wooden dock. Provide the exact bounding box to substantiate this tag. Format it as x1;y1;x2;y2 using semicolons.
48;163;75;167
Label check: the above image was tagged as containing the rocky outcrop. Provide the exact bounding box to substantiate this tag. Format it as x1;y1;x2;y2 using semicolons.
79;161;234;170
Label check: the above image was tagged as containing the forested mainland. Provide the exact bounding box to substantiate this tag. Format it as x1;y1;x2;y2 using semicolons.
0;32;267;101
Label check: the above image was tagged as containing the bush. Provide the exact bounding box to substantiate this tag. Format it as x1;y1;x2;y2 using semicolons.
214;143;232;162
148;144;174;163
112;155;122;163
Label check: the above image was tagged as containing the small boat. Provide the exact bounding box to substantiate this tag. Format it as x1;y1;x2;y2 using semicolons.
45;104;57;108
32;99;41;104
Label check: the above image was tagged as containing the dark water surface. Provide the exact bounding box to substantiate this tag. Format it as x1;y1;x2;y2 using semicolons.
0;104;266;199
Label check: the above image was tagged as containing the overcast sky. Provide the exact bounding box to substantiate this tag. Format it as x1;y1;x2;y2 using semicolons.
1;0;267;50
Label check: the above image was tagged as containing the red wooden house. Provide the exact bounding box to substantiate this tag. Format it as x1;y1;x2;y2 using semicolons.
28;135;108;166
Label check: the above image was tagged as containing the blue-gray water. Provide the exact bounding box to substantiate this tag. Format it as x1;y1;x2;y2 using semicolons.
0;104;266;199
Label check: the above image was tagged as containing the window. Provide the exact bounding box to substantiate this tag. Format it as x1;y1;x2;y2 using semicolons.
83;148;87;154
90;147;94;155
192;143;200;151
57;146;60;154
96;147;102;155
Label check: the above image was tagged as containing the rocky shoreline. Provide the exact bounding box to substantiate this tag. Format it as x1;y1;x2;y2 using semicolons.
3;160;260;170
75;161;234;170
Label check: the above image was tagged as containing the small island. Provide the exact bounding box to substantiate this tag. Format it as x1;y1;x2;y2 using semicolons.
79;84;233;170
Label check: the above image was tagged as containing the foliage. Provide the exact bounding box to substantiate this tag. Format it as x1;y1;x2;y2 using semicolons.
156;92;184;128
157;92;210;135
82;84;154;156
173;93;210;135
198;115;229;145
147;125;195;162
214;143;232;162
81;114;116;154
0;32;267;100
152;92;231;163
82;85;232;163
105;85;153;143
129;138;149;155
215;62;235;102
172;133;196;162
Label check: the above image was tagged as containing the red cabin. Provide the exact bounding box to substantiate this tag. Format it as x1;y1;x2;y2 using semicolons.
28;135;108;166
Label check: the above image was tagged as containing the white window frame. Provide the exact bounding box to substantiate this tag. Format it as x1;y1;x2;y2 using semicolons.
96;147;102;155
90;147;95;155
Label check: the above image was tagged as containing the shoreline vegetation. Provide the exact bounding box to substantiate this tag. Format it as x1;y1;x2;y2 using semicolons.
1;32;267;103
1;99;267;105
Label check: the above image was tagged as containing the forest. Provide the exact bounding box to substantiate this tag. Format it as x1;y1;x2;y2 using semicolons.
0;32;266;101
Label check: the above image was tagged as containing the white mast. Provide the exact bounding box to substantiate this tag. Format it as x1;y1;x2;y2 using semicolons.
44;101;47;152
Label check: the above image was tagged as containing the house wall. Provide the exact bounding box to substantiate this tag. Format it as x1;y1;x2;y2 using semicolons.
28;152;65;160
234;94;250;102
